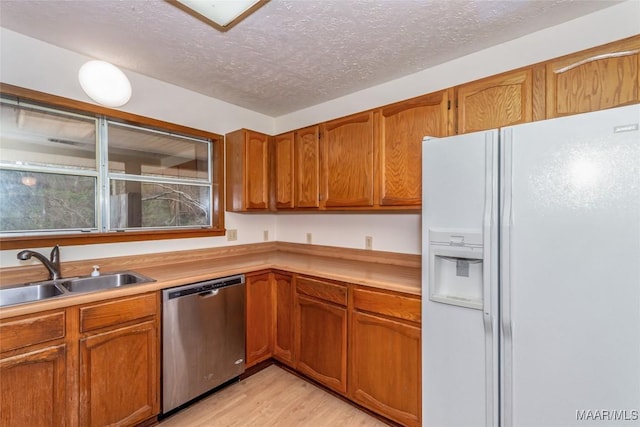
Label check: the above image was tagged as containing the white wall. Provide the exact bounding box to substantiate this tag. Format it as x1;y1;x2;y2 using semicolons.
275;213;421;254
1;1;638;267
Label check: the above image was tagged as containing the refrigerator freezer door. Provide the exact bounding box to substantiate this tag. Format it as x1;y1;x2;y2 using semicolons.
501;104;640;427
422;131;499;427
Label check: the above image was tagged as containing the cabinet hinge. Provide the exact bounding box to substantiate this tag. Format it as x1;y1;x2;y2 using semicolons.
447;100;451;110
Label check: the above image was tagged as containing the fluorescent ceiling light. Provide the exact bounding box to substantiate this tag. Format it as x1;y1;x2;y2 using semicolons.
172;0;268;32
78;60;132;108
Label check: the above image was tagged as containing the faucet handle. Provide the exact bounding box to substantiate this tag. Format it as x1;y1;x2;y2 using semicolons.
50;244;60;261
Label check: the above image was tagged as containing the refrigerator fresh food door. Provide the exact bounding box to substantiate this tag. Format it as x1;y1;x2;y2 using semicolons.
500;104;640;427
422;131;499;427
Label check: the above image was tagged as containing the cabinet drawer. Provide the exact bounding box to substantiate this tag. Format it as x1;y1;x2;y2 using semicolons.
353;287;420;324
0;310;66;353
296;276;347;306
80;293;157;333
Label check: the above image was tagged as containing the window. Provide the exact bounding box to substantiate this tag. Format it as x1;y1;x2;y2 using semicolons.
0;87;224;248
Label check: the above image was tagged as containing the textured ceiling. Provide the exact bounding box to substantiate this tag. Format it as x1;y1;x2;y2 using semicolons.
0;0;622;116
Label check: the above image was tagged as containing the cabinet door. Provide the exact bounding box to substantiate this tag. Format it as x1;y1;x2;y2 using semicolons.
295;125;321;208
79;320;159;427
274;133;295;209
0;344;67;427
350;311;421;427
295;294;347;394
244;130;270;210
273;272;294;365
245;272;273;367
322;112;374;207
378;90;453;207
457;68;534;134
225;129;270;211
546;35;640;118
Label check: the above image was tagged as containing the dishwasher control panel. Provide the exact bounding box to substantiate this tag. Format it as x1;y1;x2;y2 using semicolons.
165;274;245;300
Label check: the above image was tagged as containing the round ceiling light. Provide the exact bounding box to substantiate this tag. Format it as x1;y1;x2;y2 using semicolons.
78;60;132;107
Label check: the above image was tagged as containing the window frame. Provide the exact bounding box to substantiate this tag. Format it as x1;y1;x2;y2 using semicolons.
0;83;225;250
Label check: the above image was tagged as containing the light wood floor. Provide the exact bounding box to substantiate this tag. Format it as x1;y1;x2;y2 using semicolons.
159;365;390;426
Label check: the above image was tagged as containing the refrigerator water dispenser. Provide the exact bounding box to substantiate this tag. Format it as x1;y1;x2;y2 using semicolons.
428;230;484;309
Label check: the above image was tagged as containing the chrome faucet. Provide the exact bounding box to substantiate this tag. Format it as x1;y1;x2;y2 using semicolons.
17;245;62;280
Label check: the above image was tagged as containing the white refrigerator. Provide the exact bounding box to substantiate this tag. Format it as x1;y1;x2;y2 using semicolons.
421;104;640;427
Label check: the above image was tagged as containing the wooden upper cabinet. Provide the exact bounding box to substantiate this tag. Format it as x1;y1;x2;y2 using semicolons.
378;90;453;207
322;112;375;208
295;125;321;208
225;129;270;212
457;68;535;134
546;35;640;119
274;132;295;209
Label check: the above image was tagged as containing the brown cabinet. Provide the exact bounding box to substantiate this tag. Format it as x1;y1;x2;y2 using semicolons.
349;287;421;427
78;293;160;427
322;112;375;208
295;276;348;394
546;35;640;119
0;310;68;427
226;129;271;211
273;271;294;365
274;132;295;209
377;90;453;207
245;272;274;367
295;125;321;208
0;294;160;427
456;68;537;134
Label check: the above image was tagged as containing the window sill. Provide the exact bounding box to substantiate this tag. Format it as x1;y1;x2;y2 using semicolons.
0;228;226;250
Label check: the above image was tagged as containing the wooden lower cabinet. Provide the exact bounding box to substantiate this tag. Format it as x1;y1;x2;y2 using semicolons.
350;311;421;427
349;287;422;426
295;294;348;394
273;271;294;365
0;344;68;427
0;309;69;427
79;320;158;427
245;272;274;367
0;293;160;427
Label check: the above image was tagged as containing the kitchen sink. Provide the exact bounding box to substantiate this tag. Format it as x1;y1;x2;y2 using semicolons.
0;283;66;307
60;271;155;293
0;271;155;307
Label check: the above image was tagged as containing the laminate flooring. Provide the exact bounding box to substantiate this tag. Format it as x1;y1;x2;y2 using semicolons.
159;365;390;426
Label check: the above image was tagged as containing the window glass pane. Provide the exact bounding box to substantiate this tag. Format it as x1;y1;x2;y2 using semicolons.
109;180;210;229
0;170;96;232
107;123;209;180
0;101;97;170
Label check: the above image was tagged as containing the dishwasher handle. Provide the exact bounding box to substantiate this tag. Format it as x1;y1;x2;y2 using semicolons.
199;289;219;298
164;274;245;301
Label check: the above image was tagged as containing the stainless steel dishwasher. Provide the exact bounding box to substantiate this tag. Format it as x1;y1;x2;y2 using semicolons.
162;274;245;414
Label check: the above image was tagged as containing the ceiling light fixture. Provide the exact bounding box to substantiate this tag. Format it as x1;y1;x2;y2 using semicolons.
78;60;132;108
170;0;269;32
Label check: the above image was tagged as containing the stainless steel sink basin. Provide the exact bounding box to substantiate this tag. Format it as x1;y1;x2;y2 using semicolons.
0;271;155;307
0;283;66;307
59;271;155;293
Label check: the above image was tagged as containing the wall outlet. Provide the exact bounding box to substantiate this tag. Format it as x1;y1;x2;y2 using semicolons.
263;230;269;241
365;235;373;250
227;229;238;241
306;233;313;244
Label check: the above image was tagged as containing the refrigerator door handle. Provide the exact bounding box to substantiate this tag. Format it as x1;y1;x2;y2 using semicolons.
500;128;514;427
482;132;500;427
